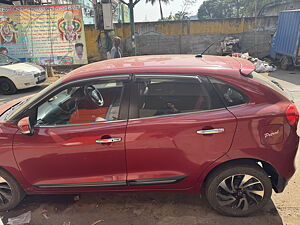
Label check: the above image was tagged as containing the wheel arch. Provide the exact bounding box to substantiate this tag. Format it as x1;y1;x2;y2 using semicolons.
0;166;31;193
0;76;12;81
200;158;279;193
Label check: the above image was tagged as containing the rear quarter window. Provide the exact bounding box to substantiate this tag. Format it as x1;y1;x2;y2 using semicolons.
208;77;249;107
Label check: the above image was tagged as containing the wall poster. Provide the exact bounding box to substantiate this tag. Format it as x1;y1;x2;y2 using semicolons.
0;4;88;65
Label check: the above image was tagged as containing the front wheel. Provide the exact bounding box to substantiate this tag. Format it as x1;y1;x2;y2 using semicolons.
205;163;272;217
0;170;25;211
0;78;17;95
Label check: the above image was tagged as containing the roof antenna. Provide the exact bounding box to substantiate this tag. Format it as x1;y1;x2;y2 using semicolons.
195;41;217;58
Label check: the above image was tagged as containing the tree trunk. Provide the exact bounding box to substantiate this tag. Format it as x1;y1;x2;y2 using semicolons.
236;0;240;18
159;0;164;20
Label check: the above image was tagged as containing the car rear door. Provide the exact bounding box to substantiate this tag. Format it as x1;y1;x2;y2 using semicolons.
13;76;130;189
125;74;237;189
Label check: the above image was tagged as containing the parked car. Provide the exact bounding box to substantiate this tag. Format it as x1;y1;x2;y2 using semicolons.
270;10;300;70
0;53;46;94
0;55;298;216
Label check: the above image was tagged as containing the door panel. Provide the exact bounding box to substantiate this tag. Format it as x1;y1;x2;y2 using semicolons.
13;77;129;188
126;110;236;189
13;121;127;187
125;75;237;189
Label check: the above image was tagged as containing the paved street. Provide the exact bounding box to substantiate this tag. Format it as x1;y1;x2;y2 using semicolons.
0;70;299;225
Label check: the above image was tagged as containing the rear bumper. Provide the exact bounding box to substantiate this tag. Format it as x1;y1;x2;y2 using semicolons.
273;176;287;193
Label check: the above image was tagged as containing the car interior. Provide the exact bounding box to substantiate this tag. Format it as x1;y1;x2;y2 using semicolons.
135;79;213;118
36;83;123;126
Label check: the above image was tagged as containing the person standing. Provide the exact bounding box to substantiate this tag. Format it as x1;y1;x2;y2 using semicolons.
110;36;122;58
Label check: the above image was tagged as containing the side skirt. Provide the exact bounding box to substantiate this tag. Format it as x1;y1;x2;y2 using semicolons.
35;176;187;189
128;175;187;186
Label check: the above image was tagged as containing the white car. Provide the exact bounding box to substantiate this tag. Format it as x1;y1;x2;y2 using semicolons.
0;54;46;95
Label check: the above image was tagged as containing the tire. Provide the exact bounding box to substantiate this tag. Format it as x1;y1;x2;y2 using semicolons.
205;162;272;217
0;78;17;95
280;56;294;70
0;169;25;211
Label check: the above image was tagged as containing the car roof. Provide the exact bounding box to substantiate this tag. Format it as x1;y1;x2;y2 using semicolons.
63;55;254;82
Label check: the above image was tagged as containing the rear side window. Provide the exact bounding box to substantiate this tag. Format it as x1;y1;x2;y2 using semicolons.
132;76;225;119
208;77;249;107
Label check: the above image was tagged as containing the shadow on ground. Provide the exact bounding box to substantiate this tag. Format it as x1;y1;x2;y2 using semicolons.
269;69;300;86
0;192;283;225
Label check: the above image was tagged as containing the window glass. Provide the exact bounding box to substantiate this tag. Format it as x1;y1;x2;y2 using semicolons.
134;76;224;118
0;54;19;65
208;77;248;107
36;80;124;126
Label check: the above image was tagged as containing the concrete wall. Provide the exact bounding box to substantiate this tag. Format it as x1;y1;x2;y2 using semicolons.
85;16;278;61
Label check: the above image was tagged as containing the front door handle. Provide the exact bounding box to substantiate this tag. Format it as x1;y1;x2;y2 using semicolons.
196;128;225;135
96;137;122;144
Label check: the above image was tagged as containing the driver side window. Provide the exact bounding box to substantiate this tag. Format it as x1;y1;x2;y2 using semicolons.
36;80;125;126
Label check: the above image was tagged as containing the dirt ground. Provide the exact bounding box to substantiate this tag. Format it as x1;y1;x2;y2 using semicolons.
0;70;299;225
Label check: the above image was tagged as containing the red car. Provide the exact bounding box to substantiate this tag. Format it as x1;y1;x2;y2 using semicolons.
0;55;299;216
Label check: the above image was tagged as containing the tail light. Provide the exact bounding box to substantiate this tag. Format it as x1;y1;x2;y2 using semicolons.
286;104;299;127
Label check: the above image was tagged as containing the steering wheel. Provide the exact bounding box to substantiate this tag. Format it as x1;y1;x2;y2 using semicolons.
84;85;104;106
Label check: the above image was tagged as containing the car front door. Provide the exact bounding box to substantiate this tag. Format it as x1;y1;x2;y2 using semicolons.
125;74;237;189
13;76;130;189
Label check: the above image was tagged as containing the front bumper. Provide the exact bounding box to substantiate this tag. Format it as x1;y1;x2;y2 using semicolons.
13;71;46;89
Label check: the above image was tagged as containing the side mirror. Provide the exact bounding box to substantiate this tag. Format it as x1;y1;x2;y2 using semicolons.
17;117;34;136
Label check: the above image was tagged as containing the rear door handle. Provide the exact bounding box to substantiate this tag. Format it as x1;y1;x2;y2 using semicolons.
197;128;225;135
96;137;122;144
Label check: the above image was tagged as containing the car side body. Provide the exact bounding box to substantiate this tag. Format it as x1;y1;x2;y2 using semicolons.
0;55;298;215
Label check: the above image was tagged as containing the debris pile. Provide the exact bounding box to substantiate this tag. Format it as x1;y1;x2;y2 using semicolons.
232;52;277;73
7;211;31;225
219;37;241;56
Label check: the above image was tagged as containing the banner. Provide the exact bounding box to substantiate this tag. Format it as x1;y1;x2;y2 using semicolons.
0;5;88;65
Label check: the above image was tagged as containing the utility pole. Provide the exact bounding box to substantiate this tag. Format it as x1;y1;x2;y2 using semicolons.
119;0;141;56
129;0;135;55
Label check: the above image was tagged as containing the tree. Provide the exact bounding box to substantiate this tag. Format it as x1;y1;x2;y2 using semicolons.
174;11;189;20
158;0;196;21
197;0;280;19
146;0;171;20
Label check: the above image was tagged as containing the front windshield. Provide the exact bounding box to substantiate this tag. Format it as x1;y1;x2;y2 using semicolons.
0;98;29;121
0;53;20;66
6;76;66;121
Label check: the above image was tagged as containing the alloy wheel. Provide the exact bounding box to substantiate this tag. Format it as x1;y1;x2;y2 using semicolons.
216;174;265;211
0;176;12;206
0;82;9;92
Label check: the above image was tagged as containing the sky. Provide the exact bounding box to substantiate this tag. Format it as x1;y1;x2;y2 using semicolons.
134;0;205;22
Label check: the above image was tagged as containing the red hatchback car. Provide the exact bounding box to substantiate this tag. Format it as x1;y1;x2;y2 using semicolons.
0;55;299;216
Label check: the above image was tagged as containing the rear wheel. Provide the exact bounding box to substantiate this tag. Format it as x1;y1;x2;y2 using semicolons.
0;170;25;211
205;163;272;217
280;56;294;70
0;78;17;95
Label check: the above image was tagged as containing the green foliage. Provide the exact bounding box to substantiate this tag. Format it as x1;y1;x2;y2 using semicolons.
197;0;282;19
159;11;189;21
